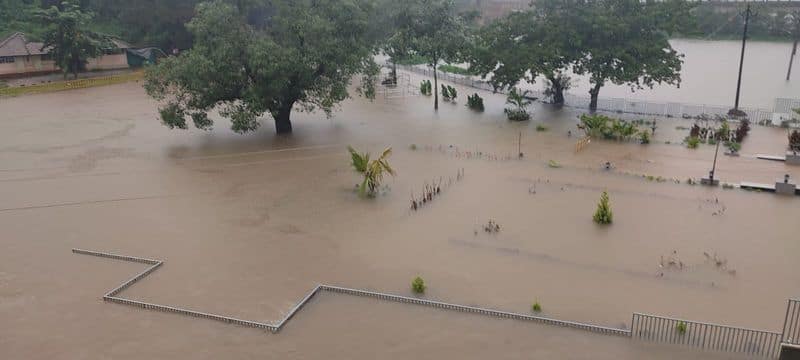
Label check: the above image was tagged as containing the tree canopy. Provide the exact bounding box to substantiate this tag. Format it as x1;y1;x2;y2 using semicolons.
387;0;468;110
34;0;113;79
144;0;381;135
470;0;690;110
574;0;691;110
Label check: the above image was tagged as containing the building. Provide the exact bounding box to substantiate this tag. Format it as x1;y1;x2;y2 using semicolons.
0;32;131;79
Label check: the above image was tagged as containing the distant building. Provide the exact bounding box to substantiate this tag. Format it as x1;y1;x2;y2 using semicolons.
0;32;132;78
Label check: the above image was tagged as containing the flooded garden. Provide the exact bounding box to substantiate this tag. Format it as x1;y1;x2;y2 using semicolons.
0;59;798;358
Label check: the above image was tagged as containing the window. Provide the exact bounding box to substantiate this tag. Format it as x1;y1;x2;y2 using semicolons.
0;56;15;64
41;54;53;61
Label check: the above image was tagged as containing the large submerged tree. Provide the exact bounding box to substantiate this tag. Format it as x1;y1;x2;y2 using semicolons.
574;0;692;110
470;0;578;105
145;0;380;135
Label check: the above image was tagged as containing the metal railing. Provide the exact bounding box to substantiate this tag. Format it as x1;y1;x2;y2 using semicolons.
322;285;630;336
393;64;781;123
632;313;782;358
783;299;800;345
75;248;798;358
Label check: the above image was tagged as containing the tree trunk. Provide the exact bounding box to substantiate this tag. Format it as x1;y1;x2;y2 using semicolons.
589;82;603;111
547;74;565;106
433;61;439;111
273;101;294;134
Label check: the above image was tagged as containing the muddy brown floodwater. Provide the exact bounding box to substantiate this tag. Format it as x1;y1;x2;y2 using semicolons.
1;78;798;359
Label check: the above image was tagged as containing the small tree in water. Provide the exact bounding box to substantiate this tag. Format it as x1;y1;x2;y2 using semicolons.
593;191;613;224
411;276;426;294
347;146;396;197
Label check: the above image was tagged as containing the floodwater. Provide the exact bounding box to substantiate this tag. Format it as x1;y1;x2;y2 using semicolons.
1;75;798;359
525;39;800;109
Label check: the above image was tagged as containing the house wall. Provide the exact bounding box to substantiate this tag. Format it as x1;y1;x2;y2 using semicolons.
0;55;57;77
86;54;129;71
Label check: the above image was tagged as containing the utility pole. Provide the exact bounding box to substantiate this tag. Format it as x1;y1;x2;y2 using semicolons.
731;3;751;116
788;40;798;81
788;11;799;81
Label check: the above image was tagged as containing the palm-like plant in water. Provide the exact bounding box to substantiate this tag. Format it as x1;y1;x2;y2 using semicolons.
612;121;637;141
505;88;532;121
579;114;609;136
347;146;396;196
506;87;532;110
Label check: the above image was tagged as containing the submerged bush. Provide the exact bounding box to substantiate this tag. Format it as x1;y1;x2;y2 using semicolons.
686;136;700;149
466;93;484;112
532;301;542;313
536;124;548;132
676;321;687;335
640;130;651;144
593;191;613;225
411;276;426;294
505;108;530;122
505;87;532;121
420;80;432;96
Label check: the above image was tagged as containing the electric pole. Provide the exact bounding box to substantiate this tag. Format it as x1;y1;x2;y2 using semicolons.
787;11;799;81
789;40;798;81
731;3;751;116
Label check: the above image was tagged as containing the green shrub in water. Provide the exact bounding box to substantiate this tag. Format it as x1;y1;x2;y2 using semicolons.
532;301;542;313
411;276;426;294
676;321;687;335
686;137;700;149
593;191;613;225
536;124;548;132
466;93;484;112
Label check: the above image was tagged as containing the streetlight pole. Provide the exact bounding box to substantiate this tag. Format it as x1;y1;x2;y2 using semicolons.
731;3;752;116
710;138;720;182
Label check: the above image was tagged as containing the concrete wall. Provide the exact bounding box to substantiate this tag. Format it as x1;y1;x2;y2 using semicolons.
0;55;57;77
86;54;129;71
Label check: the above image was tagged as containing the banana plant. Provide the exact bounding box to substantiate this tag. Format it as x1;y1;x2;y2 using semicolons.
347;146;396;196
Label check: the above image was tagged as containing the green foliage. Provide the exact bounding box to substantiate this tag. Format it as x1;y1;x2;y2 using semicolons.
572;0;689;109
504;87;531;121
676;321;687;335
532;301;542;313
466;93;484;112
725;141;741;153
420;80;433;96
439;85;456;101
144;0;381;135
686;136;700;149
411;276;426;294
536;124;548;132
790;130;800;151
470;0;688;110
593;191;613;225
34;0;113;79
640;130;651;145
438;63;475;76
579;114;641;141
394;53;430;65
387;0;468;110
716;121;731;141
347;146;396;197
548;160;561;168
